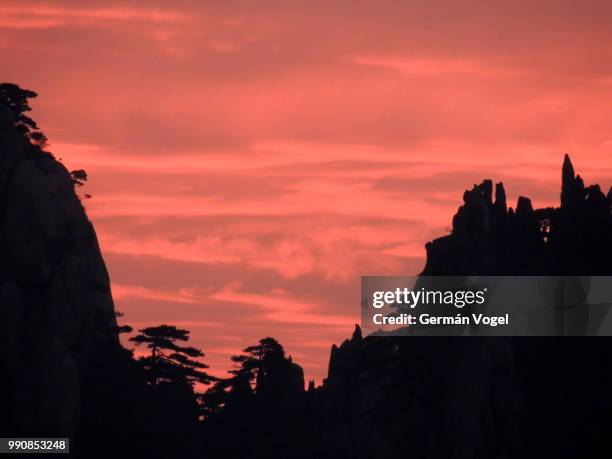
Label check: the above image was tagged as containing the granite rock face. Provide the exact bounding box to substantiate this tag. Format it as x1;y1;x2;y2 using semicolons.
0;104;117;435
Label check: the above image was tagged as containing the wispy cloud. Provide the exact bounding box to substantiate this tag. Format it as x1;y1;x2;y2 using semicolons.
349;55;526;78
208;284;353;327
112;283;200;304
0;4;188;29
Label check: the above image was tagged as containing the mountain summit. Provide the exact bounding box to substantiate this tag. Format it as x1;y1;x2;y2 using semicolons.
423;155;612;275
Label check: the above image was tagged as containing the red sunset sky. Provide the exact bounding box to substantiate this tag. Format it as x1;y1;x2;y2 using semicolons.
3;0;612;382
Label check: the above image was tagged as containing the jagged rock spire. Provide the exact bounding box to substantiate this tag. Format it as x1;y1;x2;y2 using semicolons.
562;153;575;184
494;182;507;212
352;324;362;342
423;154;612;277
561;154;582;210
561;154;574;209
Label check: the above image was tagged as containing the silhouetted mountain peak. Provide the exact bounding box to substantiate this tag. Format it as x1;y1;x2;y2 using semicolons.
423;155;612;275
561;154;589;211
314;155;612;459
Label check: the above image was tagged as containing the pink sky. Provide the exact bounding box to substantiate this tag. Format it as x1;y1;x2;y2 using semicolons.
3;0;612;382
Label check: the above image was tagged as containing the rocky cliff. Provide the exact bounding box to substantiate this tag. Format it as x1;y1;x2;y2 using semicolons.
0;100;118;436
318;326;522;459
423;154;612;275
318;156;612;459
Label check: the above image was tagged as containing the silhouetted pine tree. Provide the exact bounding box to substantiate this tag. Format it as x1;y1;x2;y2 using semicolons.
0;82;89;192
112;311;133;336
229;337;285;385
200;338;288;418
129;324;214;386
0;82;47;148
199;371;254;420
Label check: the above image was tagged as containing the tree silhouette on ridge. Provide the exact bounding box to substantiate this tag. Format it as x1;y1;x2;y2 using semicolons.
129;324;214;386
